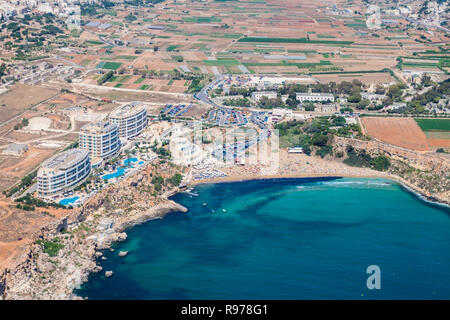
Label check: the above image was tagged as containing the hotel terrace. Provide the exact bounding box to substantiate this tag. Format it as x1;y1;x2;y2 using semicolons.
110;102;148;141
37;148;91;198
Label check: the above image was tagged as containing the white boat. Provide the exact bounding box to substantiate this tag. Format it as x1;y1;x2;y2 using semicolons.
222;209;226;213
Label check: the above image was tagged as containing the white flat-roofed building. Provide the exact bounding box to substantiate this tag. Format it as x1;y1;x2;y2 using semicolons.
110;102;148;140
251;91;277;102
79;120;121;160
37;148;91;198
296;93;335;103
361;92;386;101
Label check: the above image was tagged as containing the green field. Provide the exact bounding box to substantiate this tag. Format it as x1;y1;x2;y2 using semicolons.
238;37;353;45
203;59;240;66
96;61;123;70
114;55;137;60
167;45;180;51
85;40;104;46
243;60;332;68
183;17;222;23
317;34;336;39
210;33;242;39
415;119;450;132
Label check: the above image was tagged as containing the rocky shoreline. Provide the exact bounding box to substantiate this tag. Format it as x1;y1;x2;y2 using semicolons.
0;198;187;300
0;160;189;300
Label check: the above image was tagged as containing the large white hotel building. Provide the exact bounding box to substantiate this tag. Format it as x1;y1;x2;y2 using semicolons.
110;102;148;140
37;148;91;198
79;120;121;161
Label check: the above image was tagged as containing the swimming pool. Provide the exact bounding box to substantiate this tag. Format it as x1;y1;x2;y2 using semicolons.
102;158;144;181
59;196;80;206
102;167;126;181
123;157;138;166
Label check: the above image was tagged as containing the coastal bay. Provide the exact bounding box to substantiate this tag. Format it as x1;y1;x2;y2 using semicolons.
77;177;450;299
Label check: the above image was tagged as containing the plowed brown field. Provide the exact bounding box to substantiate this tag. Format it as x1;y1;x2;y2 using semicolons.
361;117;430;151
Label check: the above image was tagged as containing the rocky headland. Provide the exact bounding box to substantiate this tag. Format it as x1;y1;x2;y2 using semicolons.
0;161;187;300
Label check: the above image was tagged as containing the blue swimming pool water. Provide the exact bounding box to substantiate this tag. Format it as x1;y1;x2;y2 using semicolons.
102;168;126;181
59;196;80;206
76;177;450;299
102;158;140;181
123;157;138;166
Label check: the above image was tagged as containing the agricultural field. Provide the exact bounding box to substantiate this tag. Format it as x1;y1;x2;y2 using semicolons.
96;61;123;70
361;117;430;151
40;0;446;85
415;119;450;149
415;119;450;132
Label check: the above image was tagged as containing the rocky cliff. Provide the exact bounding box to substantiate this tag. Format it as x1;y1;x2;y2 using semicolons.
334;136;450;204
0;161;187;300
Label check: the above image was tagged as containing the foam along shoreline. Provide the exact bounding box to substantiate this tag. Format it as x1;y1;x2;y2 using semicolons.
189;173;450;208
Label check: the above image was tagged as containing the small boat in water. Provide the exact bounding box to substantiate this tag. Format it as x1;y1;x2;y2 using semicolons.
222;209;226;213
203;203;207;206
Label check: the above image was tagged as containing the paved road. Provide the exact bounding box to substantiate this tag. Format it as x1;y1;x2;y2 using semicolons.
195;76;270;160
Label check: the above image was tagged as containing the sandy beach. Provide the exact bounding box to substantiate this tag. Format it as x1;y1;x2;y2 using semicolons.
192;150;388;184
190;150;449;207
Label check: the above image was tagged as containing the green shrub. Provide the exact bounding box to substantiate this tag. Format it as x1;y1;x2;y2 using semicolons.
36;238;64;257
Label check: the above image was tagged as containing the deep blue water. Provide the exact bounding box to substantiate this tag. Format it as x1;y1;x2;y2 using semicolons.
76;177;450;299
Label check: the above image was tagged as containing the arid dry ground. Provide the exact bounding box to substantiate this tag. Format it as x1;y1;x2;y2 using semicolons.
0;200;69;271
0;147;58;192
0;84;58;123
361;117;430;151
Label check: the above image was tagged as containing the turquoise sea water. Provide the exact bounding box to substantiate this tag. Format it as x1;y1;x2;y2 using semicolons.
76;177;450;299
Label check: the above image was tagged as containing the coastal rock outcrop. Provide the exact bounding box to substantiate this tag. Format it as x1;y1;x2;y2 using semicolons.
118;251;128;257
334;136;450;205
105;271;113;278
0;160;189;300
